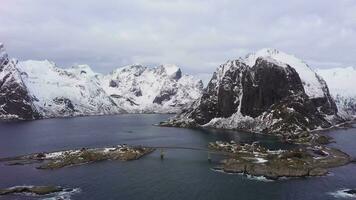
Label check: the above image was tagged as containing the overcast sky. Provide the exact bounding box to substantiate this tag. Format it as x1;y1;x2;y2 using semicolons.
0;0;355;81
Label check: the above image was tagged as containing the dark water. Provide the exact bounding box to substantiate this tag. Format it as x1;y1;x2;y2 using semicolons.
0;114;355;200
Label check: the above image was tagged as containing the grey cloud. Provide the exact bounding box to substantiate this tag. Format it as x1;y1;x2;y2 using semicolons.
0;0;355;75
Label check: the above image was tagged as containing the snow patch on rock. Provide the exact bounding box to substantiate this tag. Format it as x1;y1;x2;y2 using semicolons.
244;48;325;99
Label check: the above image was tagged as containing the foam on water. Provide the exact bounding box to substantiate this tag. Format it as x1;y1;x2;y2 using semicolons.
329;189;356;199
210;168;273;182
41;188;81;200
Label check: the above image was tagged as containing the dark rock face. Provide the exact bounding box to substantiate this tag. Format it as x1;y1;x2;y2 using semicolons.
130;87;142;97
345;189;356;195
171;68;182;80
109;80;118;87
260;93;332;133
180;61;247;125
165;57;339;135
0;59;39;120
216;62;246;118
241;58;305;117
153;88;177;104
313;74;338;115
52;97;75;115
110;94;139;106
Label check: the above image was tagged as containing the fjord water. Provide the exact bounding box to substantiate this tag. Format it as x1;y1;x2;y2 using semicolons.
0;115;355;200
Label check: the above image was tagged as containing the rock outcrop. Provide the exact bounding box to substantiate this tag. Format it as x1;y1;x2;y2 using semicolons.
0;186;64;196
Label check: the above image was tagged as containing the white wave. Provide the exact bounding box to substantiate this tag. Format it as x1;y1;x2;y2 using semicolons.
210;168;273;182
210;168;239;175
245;174;274;182
329;189;356;199
41;188;81;200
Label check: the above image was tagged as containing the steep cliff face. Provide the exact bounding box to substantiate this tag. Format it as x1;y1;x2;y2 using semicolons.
163;49;340;136
0;44;39;120
240;58;305;118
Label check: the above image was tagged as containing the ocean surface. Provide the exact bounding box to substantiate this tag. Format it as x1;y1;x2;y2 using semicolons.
0;114;355;200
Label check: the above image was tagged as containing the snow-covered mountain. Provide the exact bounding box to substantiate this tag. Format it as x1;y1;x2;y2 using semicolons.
0;44;203;120
100;64;203;113
316;67;356;119
162;49;341;139
17;60;124;118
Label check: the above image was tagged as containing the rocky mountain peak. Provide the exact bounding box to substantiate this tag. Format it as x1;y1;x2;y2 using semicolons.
69;64;96;77
101;63;202;113
116;64;147;77
241;48;329;100
158;64;182;80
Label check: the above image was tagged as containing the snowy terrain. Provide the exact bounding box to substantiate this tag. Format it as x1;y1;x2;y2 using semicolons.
17;60;123;117
0;44;203;120
100;64;203;113
316;67;356;118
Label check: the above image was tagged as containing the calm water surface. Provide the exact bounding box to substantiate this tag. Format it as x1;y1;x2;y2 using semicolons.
0;114;355;200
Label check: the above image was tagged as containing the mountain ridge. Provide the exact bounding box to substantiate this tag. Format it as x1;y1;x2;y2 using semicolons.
0;44;203;120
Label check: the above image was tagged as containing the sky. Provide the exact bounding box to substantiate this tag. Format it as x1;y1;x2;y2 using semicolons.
0;0;355;82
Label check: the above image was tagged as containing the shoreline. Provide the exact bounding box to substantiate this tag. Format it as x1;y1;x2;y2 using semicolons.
0;145;155;170
207;141;351;180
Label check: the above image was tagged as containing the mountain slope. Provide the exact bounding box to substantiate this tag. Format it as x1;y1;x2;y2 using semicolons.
0;44;39;120
162;49;341;139
100;64;203;113
316;67;356;119
17;60;124;117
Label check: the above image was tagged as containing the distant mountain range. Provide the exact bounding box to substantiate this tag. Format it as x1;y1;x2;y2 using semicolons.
0;43;203;120
1;43;355;130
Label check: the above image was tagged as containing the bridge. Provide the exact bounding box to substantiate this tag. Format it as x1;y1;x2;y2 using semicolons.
138;145;235;161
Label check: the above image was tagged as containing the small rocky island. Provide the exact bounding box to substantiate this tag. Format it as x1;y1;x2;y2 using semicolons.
0;185;68;196
209;141;350;179
0;145;155;169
